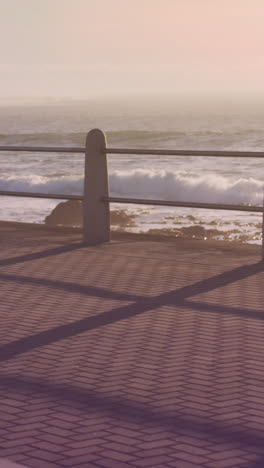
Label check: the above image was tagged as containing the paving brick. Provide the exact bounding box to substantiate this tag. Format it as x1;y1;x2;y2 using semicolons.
139;439;175;450
30;441;67;453
23;458;62;468
59;453;101;465
171;451;209;464
205;458;249;468
0;438;36;449
174;443;212;456
67;438;105;449
41;427;75;438
0;447;32;457
103;442;139;455
94;457;134;468
25;449;62;462
70;430;110;441
9;424;47;433
139;447;176;458
5;454;31;464
132;455;175;466
207;449;248;460
97;449;137;462
105;434;141;446
169;462;204;468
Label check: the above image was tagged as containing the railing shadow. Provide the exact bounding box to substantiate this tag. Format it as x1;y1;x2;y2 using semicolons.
0;373;263;452
0;272;145;302
248;458;264;468
181;299;264;320
0;261;263;362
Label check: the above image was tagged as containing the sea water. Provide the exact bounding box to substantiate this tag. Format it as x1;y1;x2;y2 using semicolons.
0;95;264;243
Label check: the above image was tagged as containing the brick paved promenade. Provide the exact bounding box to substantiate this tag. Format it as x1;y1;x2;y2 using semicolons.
0;222;264;468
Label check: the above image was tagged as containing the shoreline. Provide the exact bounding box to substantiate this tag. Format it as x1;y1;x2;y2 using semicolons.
0;219;260;258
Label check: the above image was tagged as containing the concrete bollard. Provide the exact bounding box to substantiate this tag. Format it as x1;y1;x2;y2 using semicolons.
83;129;110;244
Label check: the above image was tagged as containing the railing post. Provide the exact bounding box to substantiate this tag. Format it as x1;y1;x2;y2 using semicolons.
83;129;110;244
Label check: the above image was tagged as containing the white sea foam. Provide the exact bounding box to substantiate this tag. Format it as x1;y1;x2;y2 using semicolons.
111;170;264;205
0;170;263;206
0;175;82;195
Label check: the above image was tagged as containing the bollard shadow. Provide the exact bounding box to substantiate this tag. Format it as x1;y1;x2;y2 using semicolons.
0;242;88;267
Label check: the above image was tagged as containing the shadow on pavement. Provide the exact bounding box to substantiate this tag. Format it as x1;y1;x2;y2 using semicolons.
0;261;263;362
0;372;264;453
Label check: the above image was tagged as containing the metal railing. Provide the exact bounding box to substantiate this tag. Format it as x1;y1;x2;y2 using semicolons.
0;128;264;257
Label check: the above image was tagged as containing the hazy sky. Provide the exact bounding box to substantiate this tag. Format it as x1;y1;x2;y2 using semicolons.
1;0;264;98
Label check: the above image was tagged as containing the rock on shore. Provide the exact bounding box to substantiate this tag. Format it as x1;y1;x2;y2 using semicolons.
44;200;137;228
45;200;83;227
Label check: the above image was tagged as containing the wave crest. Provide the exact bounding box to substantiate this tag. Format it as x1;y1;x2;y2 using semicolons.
0;170;263;206
110;170;264;205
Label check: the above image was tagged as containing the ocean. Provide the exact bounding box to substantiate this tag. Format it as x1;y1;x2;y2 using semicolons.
1;95;264;244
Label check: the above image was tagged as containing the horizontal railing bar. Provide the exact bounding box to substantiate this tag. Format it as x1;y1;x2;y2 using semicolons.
105;196;264;213
105;148;264;158
0;190;83;200
3;191;261;213
0;146;85;153
1;146;264;158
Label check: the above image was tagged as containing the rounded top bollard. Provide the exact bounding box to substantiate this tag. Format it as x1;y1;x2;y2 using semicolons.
85;129;107;154
83;129;110;244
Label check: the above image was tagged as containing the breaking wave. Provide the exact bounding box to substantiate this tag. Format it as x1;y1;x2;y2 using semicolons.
0;169;263;206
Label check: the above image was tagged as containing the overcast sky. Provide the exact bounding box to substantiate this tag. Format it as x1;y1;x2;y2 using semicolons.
1;0;264;98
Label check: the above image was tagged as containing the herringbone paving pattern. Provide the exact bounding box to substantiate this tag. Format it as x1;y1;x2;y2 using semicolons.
0;223;263;467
